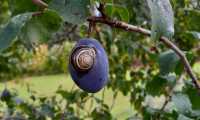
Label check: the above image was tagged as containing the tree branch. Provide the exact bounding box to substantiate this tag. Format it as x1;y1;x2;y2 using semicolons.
32;0;48;9
87;16;200;92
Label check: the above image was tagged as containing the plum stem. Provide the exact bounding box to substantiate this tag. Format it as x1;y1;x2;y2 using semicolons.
87;16;200;92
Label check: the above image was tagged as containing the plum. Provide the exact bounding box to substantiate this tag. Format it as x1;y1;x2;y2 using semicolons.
69;38;109;93
0;88;11;101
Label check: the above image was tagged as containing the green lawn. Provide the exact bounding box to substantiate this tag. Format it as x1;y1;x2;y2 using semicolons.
0;74;134;119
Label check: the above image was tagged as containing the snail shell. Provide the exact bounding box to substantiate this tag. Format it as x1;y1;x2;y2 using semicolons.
71;46;96;72
69;38;109;93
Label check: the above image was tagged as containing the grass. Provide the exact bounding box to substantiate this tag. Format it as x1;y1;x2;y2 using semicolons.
0;74;134;119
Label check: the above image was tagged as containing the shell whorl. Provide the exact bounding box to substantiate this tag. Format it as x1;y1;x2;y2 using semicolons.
71;46;96;71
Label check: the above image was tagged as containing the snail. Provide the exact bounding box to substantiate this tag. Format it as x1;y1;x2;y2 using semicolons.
69;38;109;93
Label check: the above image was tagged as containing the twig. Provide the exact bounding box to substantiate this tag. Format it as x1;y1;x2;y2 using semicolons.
88;94;94;114
101;87;106;104
161;74;184;111
110;91;118;110
32;0;48;9
87;16;200;92
32;11;44;17
160;91;172;113
157;73;185;119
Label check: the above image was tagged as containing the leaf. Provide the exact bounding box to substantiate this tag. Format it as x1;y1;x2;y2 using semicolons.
184;9;200;31
37;10;62;32
0;13;33;51
105;3;114;17
190;110;200;117
49;0;90;24
172;93;192;114
184;83;200;110
186;31;200;40
114;5;129;22
105;4;129;22
8;0;37;15
19;10;62;44
162;111;179;120
91;106;112;120
147;0;174;41
177;114;193;120
146;75;167;96
193;62;200;76
158;50;180;75
161;74;176;87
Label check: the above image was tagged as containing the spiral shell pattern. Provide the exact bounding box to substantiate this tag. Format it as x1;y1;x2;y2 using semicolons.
71;46;96;71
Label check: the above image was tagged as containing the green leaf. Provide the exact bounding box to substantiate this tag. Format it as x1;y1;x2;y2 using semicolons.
8;0;37;15
161;111;179;119
190;110;200;117
147;0;174;41
184;9;200;31
49;0;90;24
158;50;180;75
0;13;32;51
105;4;129;22
177;114;193;120
193;62;200;76
146;75;167;96
114;5;129;22
20;10;62;44
161;74;176;87
36;10;62;32
186;31;200;40
184;83;200;110
172;93;192;114
105;3;114;17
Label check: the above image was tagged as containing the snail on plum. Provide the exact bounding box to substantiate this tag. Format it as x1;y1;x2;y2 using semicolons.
68;38;109;93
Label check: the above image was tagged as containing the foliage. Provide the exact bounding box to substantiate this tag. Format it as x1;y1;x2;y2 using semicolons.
0;0;200;119
0;41;73;80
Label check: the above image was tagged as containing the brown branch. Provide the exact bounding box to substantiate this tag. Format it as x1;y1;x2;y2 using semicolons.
87;16;200;92
32;11;44;17
32;0;48;9
157;73;185;119
161;73;184;112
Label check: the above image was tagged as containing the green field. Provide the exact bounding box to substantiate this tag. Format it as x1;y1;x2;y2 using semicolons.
0;74;134;119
